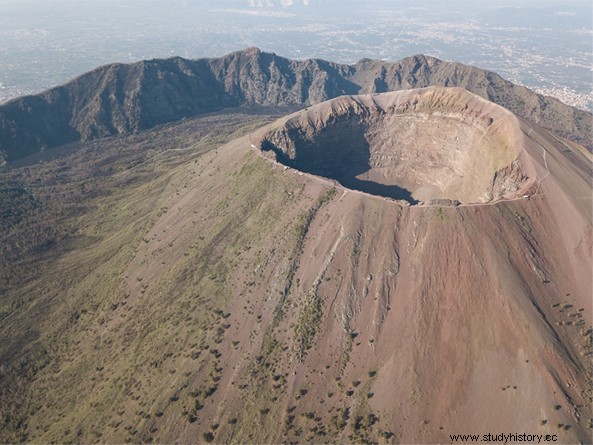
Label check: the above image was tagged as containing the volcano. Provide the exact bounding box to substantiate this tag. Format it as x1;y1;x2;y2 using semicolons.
0;72;591;443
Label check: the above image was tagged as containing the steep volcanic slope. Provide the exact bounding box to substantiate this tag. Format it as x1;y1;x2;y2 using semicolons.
0;48;590;163
0;88;590;444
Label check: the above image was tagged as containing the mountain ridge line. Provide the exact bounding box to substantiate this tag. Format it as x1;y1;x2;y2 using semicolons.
0;47;590;164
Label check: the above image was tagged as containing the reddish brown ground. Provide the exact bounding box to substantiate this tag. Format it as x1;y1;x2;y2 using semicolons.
122;89;591;443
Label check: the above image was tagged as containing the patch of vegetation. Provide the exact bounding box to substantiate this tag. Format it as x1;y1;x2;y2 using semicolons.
434;207;446;220
336;331;355;379
0;179;37;228
0;110;293;444
294;189;335;251
295;290;323;360
272;187;336;327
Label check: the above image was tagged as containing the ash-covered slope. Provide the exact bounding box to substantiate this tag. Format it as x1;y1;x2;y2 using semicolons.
0;48;590;163
1;88;590;444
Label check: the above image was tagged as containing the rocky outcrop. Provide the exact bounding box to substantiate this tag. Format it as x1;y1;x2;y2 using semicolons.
0;48;590;163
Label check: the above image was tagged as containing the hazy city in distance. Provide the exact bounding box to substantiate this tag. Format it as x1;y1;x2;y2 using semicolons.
0;0;592;111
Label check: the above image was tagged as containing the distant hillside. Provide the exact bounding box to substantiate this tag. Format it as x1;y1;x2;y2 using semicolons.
0;47;590;163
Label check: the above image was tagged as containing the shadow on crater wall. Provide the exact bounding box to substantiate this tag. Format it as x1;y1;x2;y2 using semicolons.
337;176;418;204
261;120;418;204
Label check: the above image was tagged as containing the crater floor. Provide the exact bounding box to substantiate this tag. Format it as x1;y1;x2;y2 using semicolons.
260;87;531;205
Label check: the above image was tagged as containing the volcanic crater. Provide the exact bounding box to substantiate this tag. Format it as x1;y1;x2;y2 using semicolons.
260;87;532;205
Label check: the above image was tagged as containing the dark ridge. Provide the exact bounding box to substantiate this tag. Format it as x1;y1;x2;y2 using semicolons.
0;48;590;163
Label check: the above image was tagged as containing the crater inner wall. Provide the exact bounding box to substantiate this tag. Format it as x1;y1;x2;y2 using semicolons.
261;90;529;205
